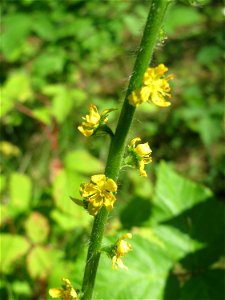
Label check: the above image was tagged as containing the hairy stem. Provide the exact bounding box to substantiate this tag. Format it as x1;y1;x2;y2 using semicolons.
81;1;171;299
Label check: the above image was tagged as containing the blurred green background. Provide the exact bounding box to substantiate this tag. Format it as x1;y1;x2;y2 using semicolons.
0;0;224;299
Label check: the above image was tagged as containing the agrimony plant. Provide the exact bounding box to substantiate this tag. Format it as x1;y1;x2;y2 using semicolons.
49;1;174;299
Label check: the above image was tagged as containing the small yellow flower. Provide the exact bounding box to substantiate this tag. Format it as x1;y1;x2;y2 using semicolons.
129;137;152;177
112;233;132;270
49;278;77;300
80;174;117;216
78;104;102;137
128;64;173;107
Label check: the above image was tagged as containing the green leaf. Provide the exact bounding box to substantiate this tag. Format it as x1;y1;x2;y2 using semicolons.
166;198;225;268
48;260;76;291
164;6;205;37
0;204;11;227
51;209;88;230
9;172;32;214
0;72;33;117
94;235;174;299
0;174;6;194
32;50;65;77
120;196;152;229
64;150;103;175
12;281;32;297
24;211;50;244
32;107;51;125
27;246;61;279
42;85;74;123
32;13;56;41
52;170;90;227
0;234;30;274
164;269;225;300
150;162;212;225
1;14;31;61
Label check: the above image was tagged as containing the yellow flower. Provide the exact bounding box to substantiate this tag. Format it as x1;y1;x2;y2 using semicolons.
129;137;152;177
78;104;102;137
80;174;117;216
112;233;132;270
128;86;151;107
128;64;173;107
49;278;77;300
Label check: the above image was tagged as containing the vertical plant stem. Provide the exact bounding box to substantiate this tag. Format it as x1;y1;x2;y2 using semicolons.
81;1;171;299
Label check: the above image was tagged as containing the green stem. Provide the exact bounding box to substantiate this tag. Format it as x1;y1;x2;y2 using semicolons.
81;1;171;299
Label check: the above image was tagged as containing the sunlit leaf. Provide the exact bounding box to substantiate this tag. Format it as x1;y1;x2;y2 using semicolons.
27;246;61;279
150;162;212;225
0;234;30;274
24;211;50;244
9;172;32;214
64;150;103;175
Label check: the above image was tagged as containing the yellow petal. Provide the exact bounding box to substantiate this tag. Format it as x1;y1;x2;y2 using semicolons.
139;160;147;177
117;240;132;256
70;288;78;298
112;256;118;270
151;92;171;107
91;174;106;185
49;288;63;298
140;86;151;102
104;193;116;211
117;257;128;270
105;178;117;192
88;203;101;216
120;233;132;240
77;125;94;137
129;137;141;148
135;142;152;157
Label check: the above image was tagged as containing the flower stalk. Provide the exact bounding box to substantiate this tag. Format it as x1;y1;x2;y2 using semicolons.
81;1;171;299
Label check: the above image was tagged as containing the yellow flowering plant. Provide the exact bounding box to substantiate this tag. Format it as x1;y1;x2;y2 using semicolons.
49;1;174;299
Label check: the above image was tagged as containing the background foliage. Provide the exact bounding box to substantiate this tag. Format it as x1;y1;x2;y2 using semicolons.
0;0;224;299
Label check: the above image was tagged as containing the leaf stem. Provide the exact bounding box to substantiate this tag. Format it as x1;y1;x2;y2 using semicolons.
81;1;171;299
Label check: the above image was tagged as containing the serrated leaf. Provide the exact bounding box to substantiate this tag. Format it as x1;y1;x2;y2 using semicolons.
24;212;50;244
165;198;225;269
27;246;61;279
74;235;174;300
0;234;30;274
150;162;212;225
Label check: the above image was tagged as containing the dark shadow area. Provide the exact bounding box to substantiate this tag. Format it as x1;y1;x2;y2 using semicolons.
120;196;152;229
162;197;225;299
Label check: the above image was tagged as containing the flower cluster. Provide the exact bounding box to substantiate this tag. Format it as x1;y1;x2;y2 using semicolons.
112;233;132;270
128;137;152;177
128;64;173;107
80;174;117;216
49;278;77;300
78;104;113;137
